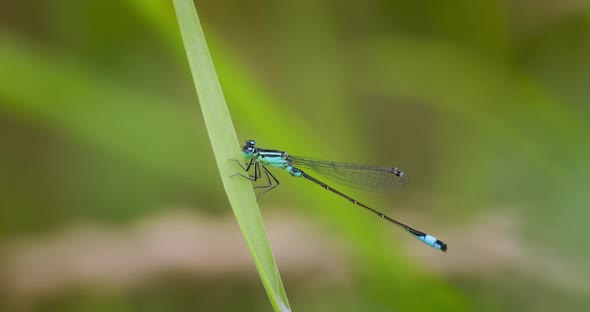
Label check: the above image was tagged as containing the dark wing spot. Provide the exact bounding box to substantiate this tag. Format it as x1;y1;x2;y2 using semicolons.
390;167;404;177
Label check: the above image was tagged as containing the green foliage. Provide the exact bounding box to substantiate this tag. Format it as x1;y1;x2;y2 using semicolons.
172;0;290;310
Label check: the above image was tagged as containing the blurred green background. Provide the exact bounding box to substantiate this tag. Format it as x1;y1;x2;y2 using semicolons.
1;0;590;311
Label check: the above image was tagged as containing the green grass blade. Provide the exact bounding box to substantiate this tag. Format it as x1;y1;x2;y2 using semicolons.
171;1;291;311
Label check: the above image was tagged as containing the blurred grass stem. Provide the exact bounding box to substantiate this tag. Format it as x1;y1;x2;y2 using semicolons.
171;1;291;311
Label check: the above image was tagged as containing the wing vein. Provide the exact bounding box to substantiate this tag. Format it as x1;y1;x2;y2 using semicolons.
288;155;407;192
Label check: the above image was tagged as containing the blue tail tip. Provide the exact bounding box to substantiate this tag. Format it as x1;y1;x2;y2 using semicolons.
409;229;448;252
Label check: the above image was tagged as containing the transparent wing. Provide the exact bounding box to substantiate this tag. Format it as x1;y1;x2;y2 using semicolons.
288;155;408;192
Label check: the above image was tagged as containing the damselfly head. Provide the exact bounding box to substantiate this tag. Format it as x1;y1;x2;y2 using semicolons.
242;139;257;157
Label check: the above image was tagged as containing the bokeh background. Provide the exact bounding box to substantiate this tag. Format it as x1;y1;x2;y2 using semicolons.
1;1;590;311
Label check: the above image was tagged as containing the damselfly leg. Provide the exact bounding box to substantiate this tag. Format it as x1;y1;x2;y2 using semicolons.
230;159;280;201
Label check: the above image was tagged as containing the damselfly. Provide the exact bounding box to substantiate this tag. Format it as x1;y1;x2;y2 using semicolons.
233;139;447;252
